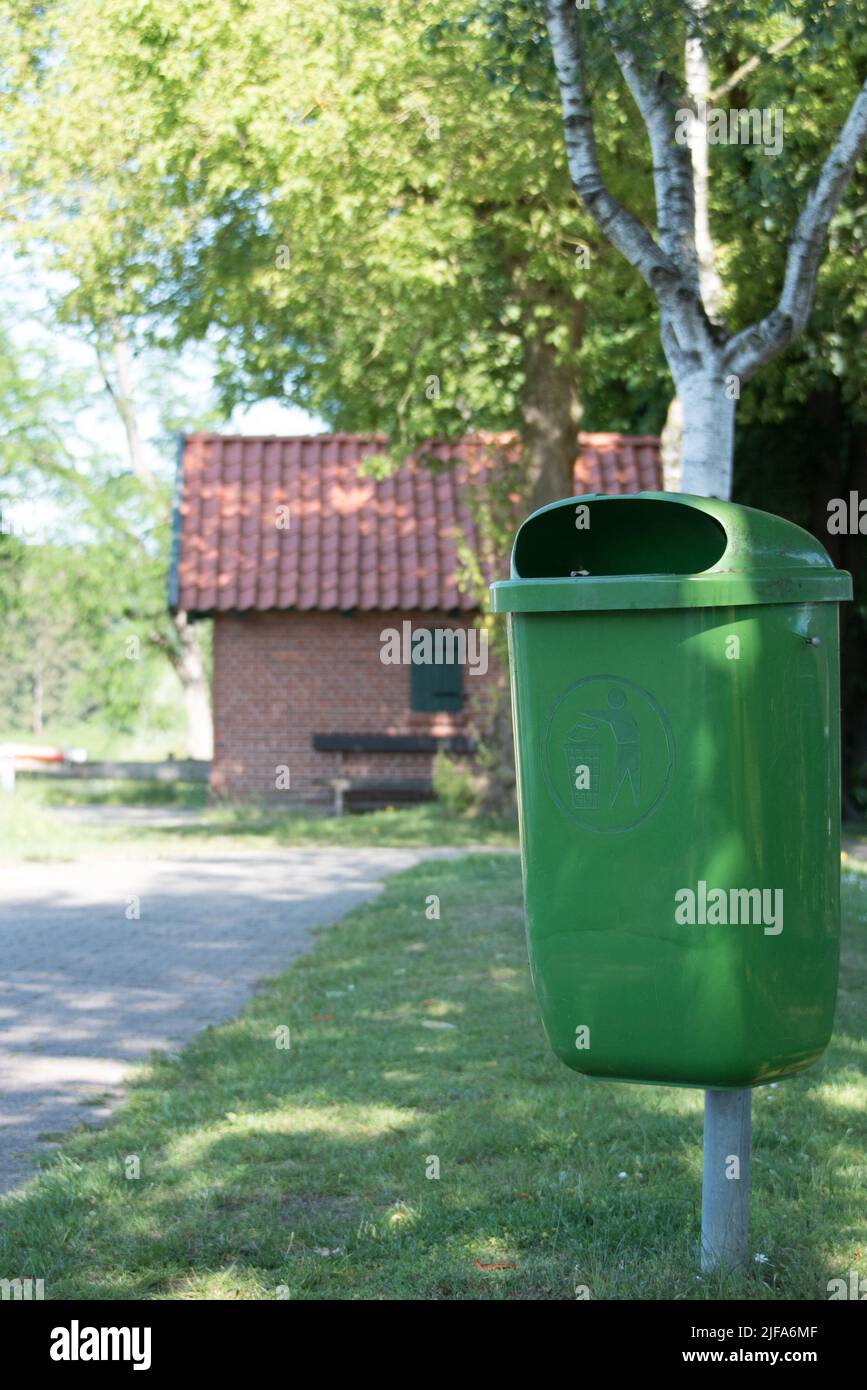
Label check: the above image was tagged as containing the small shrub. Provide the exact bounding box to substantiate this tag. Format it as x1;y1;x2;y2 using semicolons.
431;750;479;816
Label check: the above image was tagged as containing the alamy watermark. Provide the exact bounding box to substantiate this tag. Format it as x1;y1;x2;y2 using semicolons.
380;621;488;675
675;100;784;158
827;1270;867;1299
675;881;783;935
1;1276;44;1300
50;1321;151;1370
827;492;866;534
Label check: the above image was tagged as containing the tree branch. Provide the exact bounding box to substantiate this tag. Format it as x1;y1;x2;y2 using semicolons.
709;32;800;105
597;0;700;296
725;76;867;379
542;1;680;305
543;0;715;377
96;324;159;490
685;0;724;322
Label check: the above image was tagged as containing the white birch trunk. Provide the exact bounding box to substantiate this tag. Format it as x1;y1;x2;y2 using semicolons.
660;394;683;493
174;610;213;760
677;367;736;500
182;673;213;762
98;327;214;760
685;0;724;322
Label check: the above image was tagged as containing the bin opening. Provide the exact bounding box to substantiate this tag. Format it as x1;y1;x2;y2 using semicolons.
513;497;728;579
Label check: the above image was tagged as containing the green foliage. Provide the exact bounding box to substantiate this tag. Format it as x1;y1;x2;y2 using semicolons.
6;0;865;452
0;315;90;501
0;524;175;737
0;305;207;744
431;749;480;815
0;0;667;465
468;2;867;419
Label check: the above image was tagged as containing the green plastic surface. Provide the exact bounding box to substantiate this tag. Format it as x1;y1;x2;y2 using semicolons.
493;493;851;1088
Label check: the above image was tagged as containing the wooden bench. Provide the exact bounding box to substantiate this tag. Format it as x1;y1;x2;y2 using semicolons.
328;776;436;815
313;732;475;814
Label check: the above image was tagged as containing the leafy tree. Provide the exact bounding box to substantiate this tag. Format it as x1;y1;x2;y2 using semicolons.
537;0;867;498
0;539;146;734
0;307;215;753
0;318;89;502
0;0;665;509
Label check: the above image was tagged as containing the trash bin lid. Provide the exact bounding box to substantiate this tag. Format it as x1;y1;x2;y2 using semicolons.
489;492;853;613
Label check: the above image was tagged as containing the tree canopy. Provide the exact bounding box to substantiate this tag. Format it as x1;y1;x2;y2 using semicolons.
0;0;666;489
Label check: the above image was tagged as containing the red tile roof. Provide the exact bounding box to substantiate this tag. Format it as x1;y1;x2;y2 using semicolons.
173;432;661;614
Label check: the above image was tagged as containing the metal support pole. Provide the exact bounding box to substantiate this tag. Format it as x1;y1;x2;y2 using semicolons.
701;1087;751;1273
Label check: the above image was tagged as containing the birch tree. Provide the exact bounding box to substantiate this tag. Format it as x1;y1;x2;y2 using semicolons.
94;327;214;759
543;0;867;499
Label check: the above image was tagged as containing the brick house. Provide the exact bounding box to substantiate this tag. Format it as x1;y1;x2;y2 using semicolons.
170;432;661;806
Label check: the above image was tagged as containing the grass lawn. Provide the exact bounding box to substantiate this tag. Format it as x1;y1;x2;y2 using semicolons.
0;780;516;859
1;855;864;1301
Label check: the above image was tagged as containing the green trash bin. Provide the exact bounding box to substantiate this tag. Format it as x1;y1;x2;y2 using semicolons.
490;492;852;1089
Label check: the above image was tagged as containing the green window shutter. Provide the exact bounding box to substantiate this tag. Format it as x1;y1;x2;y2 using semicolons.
410;636;464;712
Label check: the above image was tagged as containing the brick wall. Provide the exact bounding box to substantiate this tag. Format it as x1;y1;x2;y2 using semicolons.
211;609;496;801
